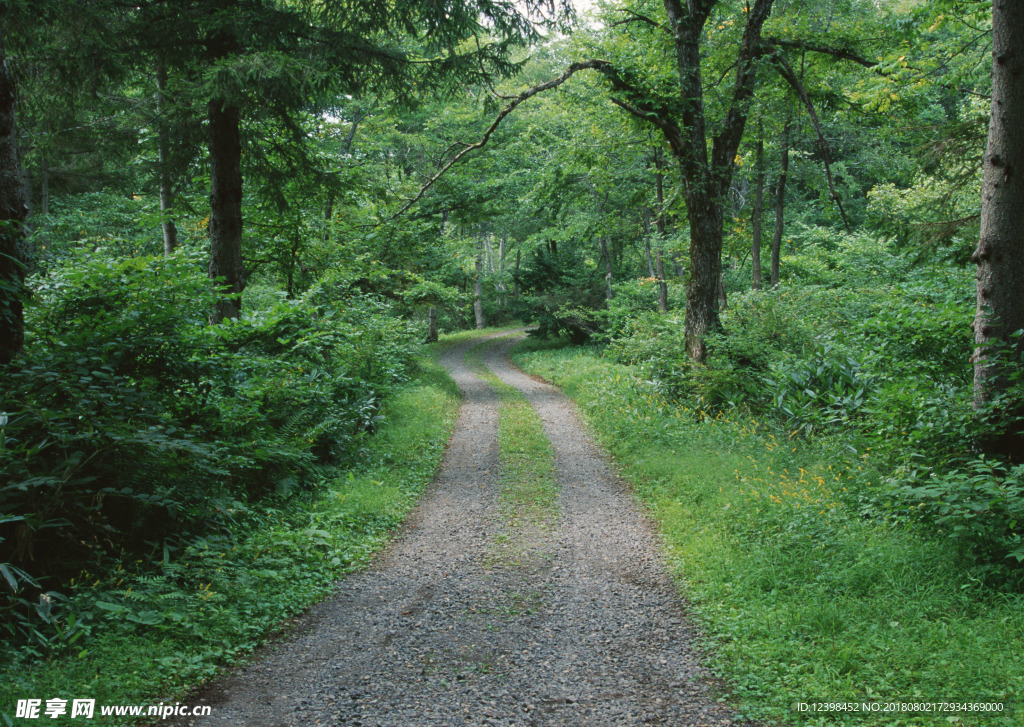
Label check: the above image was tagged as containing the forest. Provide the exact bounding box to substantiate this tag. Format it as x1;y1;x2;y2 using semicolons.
1;0;1022;724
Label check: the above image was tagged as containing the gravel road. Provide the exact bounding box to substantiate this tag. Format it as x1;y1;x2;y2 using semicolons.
173;333;749;727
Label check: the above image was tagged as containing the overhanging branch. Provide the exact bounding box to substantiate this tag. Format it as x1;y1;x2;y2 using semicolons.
382;59;613;223
772;51;853;231
609;98;684;158
612;9;671;34
765;37;878;68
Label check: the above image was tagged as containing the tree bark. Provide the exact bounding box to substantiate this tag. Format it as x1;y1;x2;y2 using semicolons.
654;149;669;311
972;0;1024;417
752;129;764;290
656;247;668;313
660;0;775;362
474;238;486;329
426;306;438;342
770;121;790;287
156;62;178;255
205;1;244;323
0;31;28;365
682;199;725;361
207;97;244;322
497;233;507;309
600;236;614;303
513;249;520;303
483;233;494;273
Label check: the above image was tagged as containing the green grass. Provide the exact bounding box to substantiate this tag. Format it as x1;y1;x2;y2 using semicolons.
1;348;461;726
467;343;558;567
426;323;525;349
513;341;1024;727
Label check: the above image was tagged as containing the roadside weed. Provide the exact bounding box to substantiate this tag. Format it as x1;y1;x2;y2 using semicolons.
514;342;1023;727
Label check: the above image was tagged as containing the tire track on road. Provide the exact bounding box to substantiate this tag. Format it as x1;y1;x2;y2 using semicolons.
175;332;748;727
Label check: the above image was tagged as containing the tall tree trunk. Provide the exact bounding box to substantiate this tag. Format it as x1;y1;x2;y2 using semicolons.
513;249;520;303
0;31;28;364
207;98;244;323
483;233;494;273
205;2;244;323
752;128;764;290
426;306;438;343
653;150;669;311
682;195;725;362
658;0;775;362
474;238;486;329
656;247;668;313
323;193;334;243
643;208;656;277
600;236;614;303
973;0;1024;423
497;233;507;309
770;121;790;287
156;63;178;255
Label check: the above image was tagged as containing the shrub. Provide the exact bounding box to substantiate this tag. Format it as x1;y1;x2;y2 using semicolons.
609;290;816;414
514;245;606;342
765;342;871;435
892;458;1024;582
0;251;419;646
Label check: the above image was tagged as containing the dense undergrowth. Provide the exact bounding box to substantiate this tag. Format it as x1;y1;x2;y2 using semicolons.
1;251;419;636
0;350;459;725
0;251;465;723
612;232;1024;579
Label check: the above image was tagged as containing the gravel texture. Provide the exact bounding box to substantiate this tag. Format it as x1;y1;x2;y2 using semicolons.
172;334;749;727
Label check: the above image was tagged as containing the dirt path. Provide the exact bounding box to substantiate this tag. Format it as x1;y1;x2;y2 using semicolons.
177;333;745;727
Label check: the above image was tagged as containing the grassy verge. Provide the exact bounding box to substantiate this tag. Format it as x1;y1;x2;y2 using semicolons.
467;344;558;567
513;341;1023;727
428;324;524;348
1;348;461;726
